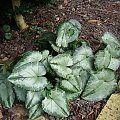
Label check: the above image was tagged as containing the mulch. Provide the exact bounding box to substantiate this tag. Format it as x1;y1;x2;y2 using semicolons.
0;0;120;120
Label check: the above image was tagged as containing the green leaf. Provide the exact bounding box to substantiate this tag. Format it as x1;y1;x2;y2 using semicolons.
95;49;120;71
81;69;117;101
56;19;81;47
66;92;80;101
95;49;111;70
60;67;89;94
72;67;90;92
41;50;49;61
50;54;73;78
72;44;93;70
0;72;15;108
14;86;26;102
105;45;120;58
50;64;72;78
3;24;10;32
51;43;64;53
8;62;48;91
14;51;42;68
108;58;120;71
102;32;120;48
42;89;69;117
60;74;80;93
50;53;73;66
26;91;43;109
4;33;12;40
29;104;43;120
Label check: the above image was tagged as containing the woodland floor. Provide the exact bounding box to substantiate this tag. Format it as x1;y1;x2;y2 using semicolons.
0;0;120;120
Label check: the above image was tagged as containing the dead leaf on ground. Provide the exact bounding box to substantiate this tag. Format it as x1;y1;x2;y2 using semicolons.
88;20;101;25
0;110;3;119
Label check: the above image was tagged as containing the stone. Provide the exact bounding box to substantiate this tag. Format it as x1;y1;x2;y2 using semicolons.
96;94;120;120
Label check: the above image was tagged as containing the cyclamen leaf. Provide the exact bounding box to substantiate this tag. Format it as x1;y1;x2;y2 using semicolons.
0;72;15;108
95;50;111;70
105;45;120;58
8;62;48;91
102;32;120;48
50;64;72;78
29;104;43;120
50;54;73;66
72;44;93;70
60;74;80;93
60;67;89;94
81;69;117;101
95;49;120;71
41;50;49;61
50;54;73;78
56;19;81;47
72;67;90;92
66;92;80;101
108;58;120;71
51;43;64;53
14;86;26;102
26;91;43;109
15;51;42;68
42;89;69;117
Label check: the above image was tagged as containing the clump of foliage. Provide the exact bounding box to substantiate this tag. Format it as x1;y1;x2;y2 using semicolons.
2;24;12;40
0;19;120;119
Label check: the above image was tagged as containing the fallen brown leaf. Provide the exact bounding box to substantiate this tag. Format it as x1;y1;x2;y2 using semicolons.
0;110;3;119
88;20;101;25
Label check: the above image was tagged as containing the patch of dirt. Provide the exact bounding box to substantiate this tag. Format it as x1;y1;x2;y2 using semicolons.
0;0;120;120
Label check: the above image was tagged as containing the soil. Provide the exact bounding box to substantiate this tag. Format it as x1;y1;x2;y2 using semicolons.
0;0;120;120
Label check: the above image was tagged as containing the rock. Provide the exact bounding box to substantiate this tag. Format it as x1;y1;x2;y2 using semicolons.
56;17;60;21
96;94;120;120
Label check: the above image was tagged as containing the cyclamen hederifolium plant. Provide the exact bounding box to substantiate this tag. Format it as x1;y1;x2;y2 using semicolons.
0;19;120;119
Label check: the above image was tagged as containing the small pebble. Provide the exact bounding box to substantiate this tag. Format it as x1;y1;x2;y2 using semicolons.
58;5;63;10
2;57;8;61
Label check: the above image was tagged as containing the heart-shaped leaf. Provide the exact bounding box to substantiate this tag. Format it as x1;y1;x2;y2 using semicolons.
26;91;43;109
50;54;73;78
51;43;64;53
29;104;43;120
108;58;120;71
81;69;117;101
14;86;26;102
72;67;90;92
102;32;120;47
66;92;80;101
15;50;49;69
95;49;120;71
15;51;42;68
60;74;80;93
0;72;15;108
60;67;89;94
105;45;120;58
8;62;48;91
72;44;93;70
95;49;111;70
42;89;69;117
56;19;81;47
